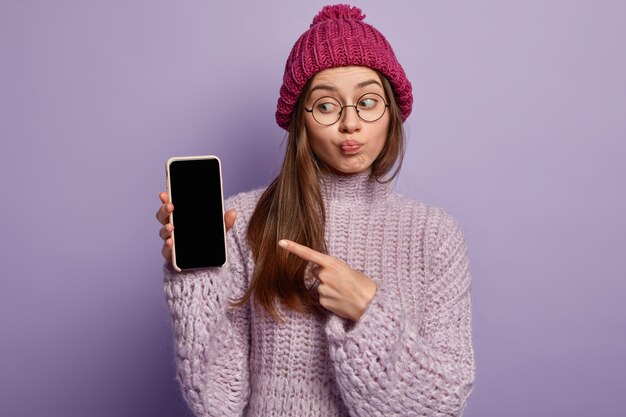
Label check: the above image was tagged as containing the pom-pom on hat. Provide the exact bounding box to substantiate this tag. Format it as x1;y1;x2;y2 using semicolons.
276;4;413;130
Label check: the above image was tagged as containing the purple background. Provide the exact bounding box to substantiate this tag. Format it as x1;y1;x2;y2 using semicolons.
1;1;625;416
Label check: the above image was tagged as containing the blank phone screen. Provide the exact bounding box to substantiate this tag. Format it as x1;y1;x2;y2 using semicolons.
169;158;226;269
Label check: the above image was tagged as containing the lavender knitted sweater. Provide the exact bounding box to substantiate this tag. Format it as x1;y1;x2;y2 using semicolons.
164;173;475;416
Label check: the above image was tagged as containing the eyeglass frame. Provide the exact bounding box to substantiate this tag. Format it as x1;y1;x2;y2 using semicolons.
304;92;390;126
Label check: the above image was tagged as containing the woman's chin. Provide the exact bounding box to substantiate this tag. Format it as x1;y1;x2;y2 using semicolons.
329;165;371;176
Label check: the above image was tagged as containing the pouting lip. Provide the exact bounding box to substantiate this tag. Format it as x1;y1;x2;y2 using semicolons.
340;140;363;154
340;139;363;147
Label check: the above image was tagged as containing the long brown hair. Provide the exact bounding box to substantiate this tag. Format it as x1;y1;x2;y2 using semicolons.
232;71;406;321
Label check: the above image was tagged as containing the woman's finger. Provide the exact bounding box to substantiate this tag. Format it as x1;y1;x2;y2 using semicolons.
224;209;237;232
278;239;333;267
159;223;173;241
161;241;172;261
156;192;173;225
156;202;174;225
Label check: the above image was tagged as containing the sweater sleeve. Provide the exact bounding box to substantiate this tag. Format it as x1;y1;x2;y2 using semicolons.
325;211;475;416
163;203;251;417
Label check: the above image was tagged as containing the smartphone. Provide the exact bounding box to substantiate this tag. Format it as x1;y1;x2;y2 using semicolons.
166;155;227;271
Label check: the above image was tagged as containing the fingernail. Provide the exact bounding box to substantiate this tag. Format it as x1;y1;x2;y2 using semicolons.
278;239;287;248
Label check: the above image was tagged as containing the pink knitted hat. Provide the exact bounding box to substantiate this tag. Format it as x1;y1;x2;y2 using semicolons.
276;4;413;130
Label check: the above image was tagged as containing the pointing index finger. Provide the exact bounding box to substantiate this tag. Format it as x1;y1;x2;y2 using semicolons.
278;239;330;266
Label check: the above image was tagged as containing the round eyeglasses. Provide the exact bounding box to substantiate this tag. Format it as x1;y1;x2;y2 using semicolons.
304;93;389;126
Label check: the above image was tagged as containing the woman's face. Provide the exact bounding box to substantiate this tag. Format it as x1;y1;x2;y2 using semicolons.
303;66;390;175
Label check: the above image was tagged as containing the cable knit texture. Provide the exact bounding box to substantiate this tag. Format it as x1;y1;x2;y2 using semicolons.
164;173;475;416
275;4;413;130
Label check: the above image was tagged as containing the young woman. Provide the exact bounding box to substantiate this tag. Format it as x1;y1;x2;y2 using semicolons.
156;5;475;416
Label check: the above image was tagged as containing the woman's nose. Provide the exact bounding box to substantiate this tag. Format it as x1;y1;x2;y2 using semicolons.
338;105;361;133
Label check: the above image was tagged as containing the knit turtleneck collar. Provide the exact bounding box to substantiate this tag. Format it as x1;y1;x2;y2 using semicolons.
318;171;392;204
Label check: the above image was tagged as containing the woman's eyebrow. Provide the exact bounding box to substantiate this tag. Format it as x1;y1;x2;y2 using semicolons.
356;79;384;90
308;84;337;95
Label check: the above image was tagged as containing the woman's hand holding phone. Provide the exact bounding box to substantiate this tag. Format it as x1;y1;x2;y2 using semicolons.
156;191;237;262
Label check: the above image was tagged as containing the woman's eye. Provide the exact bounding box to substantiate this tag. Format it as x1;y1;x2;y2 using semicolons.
359;98;377;109
317;102;338;113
